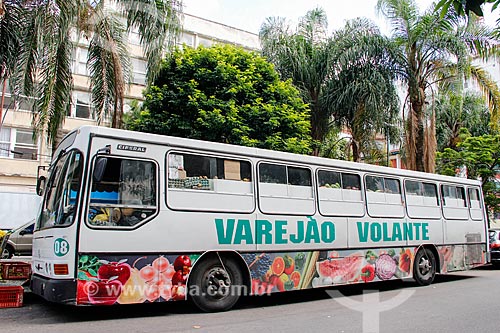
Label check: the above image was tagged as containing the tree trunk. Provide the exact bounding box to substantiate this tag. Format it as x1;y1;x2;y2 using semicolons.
351;138;361;162
409;84;427;172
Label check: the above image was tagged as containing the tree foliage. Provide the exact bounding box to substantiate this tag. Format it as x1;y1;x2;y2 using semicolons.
126;45;313;154
436;0;500;17
259;8;332;154
0;0;182;149
436;91;491;150
326;18;400;162
436;134;500;219
260;10;400;160
378;0;500;172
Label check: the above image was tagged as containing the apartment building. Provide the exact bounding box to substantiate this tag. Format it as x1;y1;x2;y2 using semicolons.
0;12;259;227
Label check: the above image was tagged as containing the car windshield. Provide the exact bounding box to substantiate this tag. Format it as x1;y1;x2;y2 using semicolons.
490;230;499;241
38;150;83;229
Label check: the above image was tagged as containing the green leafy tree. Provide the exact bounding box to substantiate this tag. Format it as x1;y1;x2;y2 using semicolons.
378;0;499;172
0;0;182;149
126;45;313;154
436;134;500;222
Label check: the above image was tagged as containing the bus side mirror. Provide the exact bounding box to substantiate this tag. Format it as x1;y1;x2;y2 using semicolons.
36;176;46;196
93;157;108;182
36;165;48;196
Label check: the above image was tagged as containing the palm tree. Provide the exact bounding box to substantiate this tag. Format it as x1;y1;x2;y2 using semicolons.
325;18;400;162
0;0;24;125
260;10;400;161
1;0;182;150
259;8;332;155
377;0;499;172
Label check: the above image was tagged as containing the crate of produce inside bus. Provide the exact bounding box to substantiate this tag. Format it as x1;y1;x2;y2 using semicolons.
0;262;31;280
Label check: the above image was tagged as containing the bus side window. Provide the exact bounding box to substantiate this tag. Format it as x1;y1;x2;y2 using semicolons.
88;157;157;227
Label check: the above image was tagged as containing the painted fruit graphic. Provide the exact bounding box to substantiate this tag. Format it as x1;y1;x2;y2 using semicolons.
152;256;170;272
375;254;397;280
173;255;192;274
171;284;186;301
360;264;376;282
88;278;123;305
272;256;285;275
97;260;131;286
290;271;301;288
399;249;412;273
77;280;93;304
172;270;187;286
316;253;363;283
283;255;295;275
117;264;147;304
170;255;193;301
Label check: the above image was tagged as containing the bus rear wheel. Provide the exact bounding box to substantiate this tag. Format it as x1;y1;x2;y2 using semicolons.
189;255;243;312
413;248;436;286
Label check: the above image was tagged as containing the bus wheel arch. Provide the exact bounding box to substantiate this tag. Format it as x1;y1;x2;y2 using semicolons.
187;251;250;312
413;245;439;286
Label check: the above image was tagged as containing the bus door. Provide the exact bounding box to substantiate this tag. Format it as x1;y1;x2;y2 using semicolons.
32;150;83;282
78;137;161;255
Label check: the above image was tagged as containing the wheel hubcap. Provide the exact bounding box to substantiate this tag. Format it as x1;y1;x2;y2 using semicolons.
419;257;432;276
205;267;231;299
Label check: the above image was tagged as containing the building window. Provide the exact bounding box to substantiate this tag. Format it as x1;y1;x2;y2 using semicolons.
131;58;147;85
0;127;38;160
1;81;36;111
129;28;141;45
70;91;94;119
72;47;89;76
177;32;195;47
198;36;214;47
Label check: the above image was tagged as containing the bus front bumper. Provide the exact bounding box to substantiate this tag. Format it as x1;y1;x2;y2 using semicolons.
31;274;77;304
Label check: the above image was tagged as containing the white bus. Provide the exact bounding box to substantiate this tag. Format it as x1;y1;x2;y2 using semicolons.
31;126;489;311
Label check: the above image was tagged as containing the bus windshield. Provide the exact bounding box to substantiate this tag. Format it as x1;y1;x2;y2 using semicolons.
38;150;83;229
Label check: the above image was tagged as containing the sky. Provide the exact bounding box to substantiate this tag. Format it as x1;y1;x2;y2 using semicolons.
182;0;497;35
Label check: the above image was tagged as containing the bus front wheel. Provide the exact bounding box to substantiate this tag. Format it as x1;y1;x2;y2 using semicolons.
189;255;243;312
413;248;436;286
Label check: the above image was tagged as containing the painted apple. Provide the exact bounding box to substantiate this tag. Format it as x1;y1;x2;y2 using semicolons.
77;280;92;304
173;255;192;273
98;260;131;285
171;270;187;286
171;284;186;301
88;279;123;305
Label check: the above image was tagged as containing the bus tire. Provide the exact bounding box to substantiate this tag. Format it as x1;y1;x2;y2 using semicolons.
413;248;436;286
189;255;243;312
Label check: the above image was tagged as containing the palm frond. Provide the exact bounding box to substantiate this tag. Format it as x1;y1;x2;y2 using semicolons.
118;0;183;83
88;8;130;128
32;1;73;146
469;64;500;128
0;1;24;81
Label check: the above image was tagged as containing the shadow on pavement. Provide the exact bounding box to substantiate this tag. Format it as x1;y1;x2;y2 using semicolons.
9;268;487;323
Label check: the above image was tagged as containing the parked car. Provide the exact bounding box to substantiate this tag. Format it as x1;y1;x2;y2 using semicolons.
1;220;34;259
489;228;500;268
